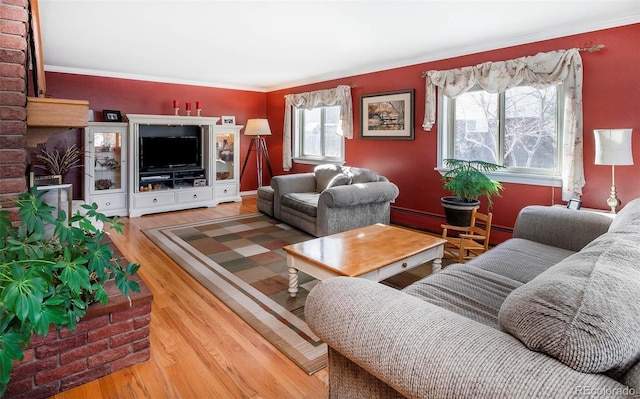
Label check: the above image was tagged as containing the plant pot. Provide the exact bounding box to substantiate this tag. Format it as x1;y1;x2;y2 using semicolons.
441;196;480;227
42;189;70;237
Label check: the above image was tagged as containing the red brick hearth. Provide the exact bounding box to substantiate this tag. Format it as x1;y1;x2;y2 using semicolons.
2;4;153;397
5;275;153;399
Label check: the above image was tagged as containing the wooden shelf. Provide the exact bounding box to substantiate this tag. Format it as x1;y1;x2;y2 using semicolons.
26;96;89;127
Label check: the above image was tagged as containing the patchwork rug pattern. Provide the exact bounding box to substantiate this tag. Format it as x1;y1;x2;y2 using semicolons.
143;213;326;374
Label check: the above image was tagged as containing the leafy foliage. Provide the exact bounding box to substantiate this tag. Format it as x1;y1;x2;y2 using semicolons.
442;159;504;207
0;190;140;396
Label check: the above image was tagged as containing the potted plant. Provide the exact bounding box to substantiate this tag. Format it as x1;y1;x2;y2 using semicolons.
30;142;83;205
33;142;82;181
0;190;140;396
441;159;504;226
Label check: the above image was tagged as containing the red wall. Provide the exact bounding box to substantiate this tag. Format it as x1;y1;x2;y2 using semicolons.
266;23;640;241
46;24;640;242
44;73;267;190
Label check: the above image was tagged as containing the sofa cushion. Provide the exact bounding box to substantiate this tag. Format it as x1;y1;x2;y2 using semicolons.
498;229;640;375
403;264;523;329
344;167;379;184
467;238;575;284
281;192;319;217
314;164;343;192
609;197;640;232
325;173;351;190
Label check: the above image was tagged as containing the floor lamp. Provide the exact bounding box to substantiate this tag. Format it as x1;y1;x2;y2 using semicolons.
594;128;634;214
240;119;273;187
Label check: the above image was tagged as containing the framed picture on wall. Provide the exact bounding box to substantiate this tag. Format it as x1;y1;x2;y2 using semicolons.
360;89;414;140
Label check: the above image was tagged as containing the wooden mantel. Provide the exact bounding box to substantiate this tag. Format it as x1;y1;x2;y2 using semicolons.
27;97;89;127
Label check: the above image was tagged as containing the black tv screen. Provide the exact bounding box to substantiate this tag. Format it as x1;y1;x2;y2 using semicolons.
140;136;201;170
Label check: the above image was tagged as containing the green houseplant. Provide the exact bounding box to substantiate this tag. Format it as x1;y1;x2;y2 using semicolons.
0;190;140;396
441;159;504;226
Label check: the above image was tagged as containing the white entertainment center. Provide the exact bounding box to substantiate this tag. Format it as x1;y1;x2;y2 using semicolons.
125;114;242;217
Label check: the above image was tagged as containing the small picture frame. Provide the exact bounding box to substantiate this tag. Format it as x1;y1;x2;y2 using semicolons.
103;110;122;122
221;116;236;125
360;89;414;140
567;199;582;210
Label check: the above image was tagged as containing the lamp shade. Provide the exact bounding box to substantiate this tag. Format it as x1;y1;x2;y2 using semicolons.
594;129;634;165
244;119;272;136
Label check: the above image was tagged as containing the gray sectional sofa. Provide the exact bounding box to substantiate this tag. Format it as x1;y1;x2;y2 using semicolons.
306;199;640;398
265;164;399;237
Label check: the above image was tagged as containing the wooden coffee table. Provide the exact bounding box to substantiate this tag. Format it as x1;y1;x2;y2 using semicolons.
283;223;446;297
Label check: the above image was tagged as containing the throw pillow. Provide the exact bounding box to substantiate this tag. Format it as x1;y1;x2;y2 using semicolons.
314;164;342;192
498;231;640;375
325;173;351;190
345;167;379;184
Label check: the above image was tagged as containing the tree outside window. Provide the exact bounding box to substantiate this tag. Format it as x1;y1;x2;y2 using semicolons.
449;85;560;175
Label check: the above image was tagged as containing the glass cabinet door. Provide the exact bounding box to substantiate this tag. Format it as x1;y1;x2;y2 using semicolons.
90;129;124;193
215;132;235;181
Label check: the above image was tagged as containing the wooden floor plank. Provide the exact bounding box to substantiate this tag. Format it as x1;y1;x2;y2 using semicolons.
51;195;329;399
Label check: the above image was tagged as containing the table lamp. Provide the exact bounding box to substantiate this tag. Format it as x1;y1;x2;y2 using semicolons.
240;119;273;187
594;128;634;213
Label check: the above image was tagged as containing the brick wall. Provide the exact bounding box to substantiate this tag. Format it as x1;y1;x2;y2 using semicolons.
0;0;29;201
2;4;153;396
5;277;153;399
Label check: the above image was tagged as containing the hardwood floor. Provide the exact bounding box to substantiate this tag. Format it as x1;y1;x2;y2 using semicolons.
52;195;329;399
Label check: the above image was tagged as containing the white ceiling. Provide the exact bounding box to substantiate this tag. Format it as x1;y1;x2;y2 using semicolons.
38;0;640;92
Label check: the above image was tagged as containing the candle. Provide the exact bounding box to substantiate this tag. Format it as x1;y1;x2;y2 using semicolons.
186;102;191;111
196;101;201;109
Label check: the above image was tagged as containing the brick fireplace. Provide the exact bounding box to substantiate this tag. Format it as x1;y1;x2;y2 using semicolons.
0;0;29;202
5;275;153;399
3;234;154;399
1;3;153;397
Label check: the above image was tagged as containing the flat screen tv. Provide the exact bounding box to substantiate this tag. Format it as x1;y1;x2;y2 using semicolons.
139;136;201;170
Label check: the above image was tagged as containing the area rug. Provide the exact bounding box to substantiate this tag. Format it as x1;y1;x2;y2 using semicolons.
143;213;327;374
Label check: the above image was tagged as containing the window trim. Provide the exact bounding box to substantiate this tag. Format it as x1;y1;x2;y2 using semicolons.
437;85;564;187
293;105;345;166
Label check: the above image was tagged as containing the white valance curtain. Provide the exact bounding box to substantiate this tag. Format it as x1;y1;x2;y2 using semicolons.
282;85;353;171
422;49;584;201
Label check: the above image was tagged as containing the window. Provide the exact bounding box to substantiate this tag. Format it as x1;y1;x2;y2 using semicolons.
283;85;352;170
293;105;344;164
440;84;563;185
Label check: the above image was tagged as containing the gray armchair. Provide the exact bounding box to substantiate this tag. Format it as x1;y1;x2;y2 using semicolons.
268;165;399;237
